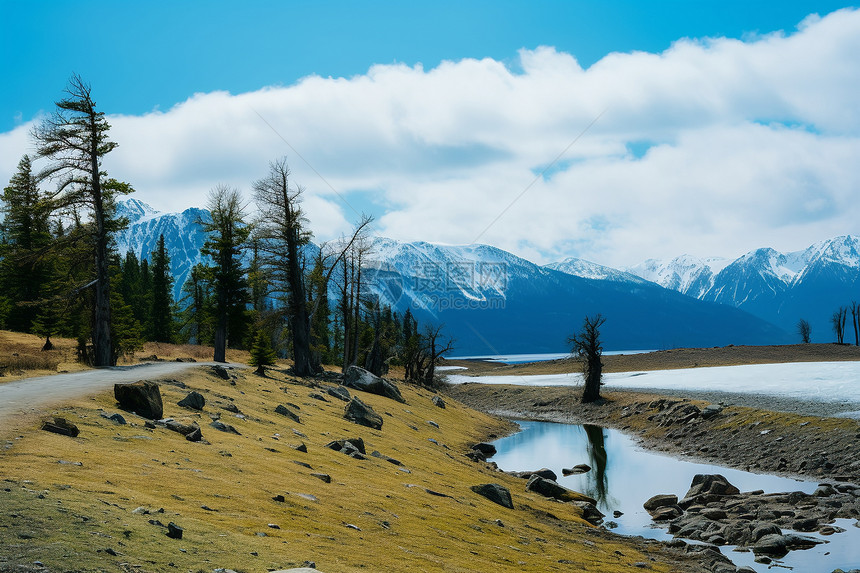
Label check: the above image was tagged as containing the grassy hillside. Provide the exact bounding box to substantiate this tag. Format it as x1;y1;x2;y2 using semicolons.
0;364;704;572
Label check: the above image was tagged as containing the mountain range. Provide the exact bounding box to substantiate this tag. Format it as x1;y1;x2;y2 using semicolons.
113;198;858;353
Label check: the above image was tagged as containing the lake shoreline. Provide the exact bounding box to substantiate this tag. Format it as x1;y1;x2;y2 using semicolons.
447;384;860;486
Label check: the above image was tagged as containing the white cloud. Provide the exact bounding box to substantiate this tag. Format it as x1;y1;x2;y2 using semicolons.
2;8;860;266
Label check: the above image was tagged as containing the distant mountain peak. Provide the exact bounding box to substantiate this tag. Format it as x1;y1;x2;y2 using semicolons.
117;197;160;224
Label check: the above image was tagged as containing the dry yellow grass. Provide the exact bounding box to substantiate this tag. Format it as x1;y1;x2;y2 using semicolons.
0;329;252;385
0;366;694;573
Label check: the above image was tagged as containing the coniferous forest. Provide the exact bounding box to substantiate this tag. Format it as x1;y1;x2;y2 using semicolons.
0;76;449;382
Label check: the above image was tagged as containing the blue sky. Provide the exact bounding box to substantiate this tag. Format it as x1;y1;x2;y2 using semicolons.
2;0;850;130
1;1;859;267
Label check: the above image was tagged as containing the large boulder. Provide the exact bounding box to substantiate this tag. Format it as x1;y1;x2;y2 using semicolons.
343;366;405;403
344;397;383;430
177;391;205;410
471;483;514;509
681;474;740;505
114;380;163;420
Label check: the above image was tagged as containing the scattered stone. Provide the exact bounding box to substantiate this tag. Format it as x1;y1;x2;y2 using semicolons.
272;495;286;502
211;365;231;380
470;483;514;509
166;522;183;539
509;468;558;481
185;427;203;442
344;397;383;430
41;417;79;437
472;442;497;457
267;523;280;529
525;475;596;504
114;380;163;419
571;500;605;525
275;404;301;423
432;395;446;408
343;365;406;403
293;443;308;453
210;421;241;435
325;438;366;455
311;473;332;483
700;404;723;419
371;450;402;465
345;523;361;530
643;494;679;513
564;464;591;475
177;391;206;410
100;412;127;425
427;420;439;428
327;386;351;402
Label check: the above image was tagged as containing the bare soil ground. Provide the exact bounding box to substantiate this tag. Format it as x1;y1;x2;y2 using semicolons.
445;343;860;376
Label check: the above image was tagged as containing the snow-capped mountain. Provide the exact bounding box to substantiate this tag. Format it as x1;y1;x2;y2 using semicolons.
365;237;788;354
114;198;210;302
623;235;860;341
112;198;792;353
626;255;729;299
544;257;648;285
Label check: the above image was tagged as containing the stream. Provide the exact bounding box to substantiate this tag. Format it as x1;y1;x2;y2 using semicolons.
491;421;860;572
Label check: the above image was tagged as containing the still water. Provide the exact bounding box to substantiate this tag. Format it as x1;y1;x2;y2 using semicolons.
492;421;860;572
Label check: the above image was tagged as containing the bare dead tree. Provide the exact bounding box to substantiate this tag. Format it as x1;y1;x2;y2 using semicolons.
797;318;812;344
569;314;607;403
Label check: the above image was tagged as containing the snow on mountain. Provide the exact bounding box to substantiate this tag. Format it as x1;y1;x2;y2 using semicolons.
624;235;860;340
626;255;729;299
544;257;648;284
114;199;210;301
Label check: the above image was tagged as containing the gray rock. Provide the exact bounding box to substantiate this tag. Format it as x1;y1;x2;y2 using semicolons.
371;450;402;465
562;464;591;476
327;385;351;402
526;475;595;504
311;473;331;483
432;395;446;408
470;483;514;509
571;500;605;525
210;365;230;380
166;522;183;539
185;426;203;442
325;438;366;455
177;391;205;410
343;365;405;403
100;412;127;424
210;421;240;435
42;417;79;437
643;494;679;512
700;404;723;419
114;380;163;420
682;474;740;504
472;442;497;456
275;404;301;423
344;397;383;430
510;468;558;481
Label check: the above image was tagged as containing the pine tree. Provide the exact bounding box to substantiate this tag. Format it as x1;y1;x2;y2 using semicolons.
32;75;132;366
150;234;174;342
0;155;54;332
249;329;278;375
200;186;250;362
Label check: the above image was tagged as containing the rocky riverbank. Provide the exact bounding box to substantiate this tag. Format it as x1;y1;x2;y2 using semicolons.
447;383;860;572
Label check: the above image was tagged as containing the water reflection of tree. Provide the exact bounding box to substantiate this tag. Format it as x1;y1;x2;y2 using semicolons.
582;424;617;510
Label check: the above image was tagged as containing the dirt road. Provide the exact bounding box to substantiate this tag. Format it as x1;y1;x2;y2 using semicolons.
0;361;245;426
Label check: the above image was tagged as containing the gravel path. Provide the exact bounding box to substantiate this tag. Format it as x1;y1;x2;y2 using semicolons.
0;361;246;425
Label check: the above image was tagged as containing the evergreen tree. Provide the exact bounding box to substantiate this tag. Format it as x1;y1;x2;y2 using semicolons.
249;328;278;375
200;185;250;362
0;155;54;332
150;234;174;342
32;75;132;366
179;263;214;345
